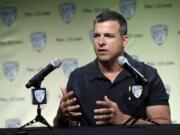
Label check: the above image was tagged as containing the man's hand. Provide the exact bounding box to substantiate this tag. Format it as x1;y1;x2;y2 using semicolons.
53;87;82;127
94;96;128;125
60;87;82;117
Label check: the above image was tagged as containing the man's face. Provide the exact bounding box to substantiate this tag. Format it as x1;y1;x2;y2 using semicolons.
93;20;127;62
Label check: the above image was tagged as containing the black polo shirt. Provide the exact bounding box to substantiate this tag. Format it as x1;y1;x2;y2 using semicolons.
66;53;169;126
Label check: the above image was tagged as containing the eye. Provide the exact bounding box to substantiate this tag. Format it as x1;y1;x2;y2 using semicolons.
93;33;100;38
104;33;115;38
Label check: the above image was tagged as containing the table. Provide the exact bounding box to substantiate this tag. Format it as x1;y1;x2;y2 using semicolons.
0;124;179;135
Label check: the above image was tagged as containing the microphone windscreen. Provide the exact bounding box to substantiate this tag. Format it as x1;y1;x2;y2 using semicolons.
117;56;128;65
50;58;62;68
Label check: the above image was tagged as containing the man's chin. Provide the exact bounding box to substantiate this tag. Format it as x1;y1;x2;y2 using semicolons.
97;55;118;63
97;57;111;62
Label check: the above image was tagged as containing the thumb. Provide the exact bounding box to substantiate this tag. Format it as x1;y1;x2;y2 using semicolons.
104;95;112;103
104;95;116;106
60;86;67;96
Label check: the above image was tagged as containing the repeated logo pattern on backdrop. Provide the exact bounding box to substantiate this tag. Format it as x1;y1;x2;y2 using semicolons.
31;32;47;52
151;25;168;45
3;61;19;81
119;0;136;20
0;0;180;128
1;7;16;27
59;3;76;23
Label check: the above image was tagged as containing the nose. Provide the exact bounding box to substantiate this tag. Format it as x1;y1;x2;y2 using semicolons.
98;36;106;47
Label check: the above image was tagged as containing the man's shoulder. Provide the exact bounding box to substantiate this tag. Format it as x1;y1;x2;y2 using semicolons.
128;55;157;78
134;59;156;72
70;60;95;77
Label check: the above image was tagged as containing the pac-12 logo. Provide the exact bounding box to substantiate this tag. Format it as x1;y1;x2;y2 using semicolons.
30;32;47;52
62;58;78;77
1;7;17;27
34;89;46;104
3;61;19;81
59;3;76;23
5;119;21;128
119;0;136;20
132;85;143;98
151;25;168;45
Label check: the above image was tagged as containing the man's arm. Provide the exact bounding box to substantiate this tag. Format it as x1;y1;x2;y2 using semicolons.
126;105;171;125
94;96;171;125
146;105;171;124
53;107;67;127
53;88;81;127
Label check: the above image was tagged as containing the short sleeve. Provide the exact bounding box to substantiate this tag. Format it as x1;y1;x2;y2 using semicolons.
146;70;169;106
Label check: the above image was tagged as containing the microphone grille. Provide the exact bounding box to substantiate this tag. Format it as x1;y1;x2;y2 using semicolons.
50;57;62;68
117;56;128;65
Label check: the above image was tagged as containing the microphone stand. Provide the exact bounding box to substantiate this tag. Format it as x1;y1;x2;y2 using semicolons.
19;104;52;129
19;82;52;130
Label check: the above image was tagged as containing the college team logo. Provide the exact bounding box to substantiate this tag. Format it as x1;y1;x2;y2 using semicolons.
132;85;143;98
59;3;76;23
3;61;19;81
62;58;78;77
119;0;136;20
5;119;21;128
151;25;168;45
34;89;45;104
1;7;17;27
30;32;47;52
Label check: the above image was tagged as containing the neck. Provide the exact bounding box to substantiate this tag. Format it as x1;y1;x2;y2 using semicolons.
97;59;123;82
97;59;123;73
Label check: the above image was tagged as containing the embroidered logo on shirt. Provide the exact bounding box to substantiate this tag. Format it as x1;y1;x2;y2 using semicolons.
131;85;143;98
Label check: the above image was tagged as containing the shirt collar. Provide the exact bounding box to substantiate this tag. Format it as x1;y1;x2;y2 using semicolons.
87;52;142;82
87;59;105;81
124;52;143;70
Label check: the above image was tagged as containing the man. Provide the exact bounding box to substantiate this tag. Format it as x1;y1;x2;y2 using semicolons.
53;10;171;127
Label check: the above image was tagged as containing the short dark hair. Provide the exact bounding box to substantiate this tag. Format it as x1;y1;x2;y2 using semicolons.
93;10;127;36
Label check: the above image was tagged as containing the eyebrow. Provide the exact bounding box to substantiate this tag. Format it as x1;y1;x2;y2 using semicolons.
93;32;118;37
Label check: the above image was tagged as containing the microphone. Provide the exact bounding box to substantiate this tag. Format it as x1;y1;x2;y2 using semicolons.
26;58;62;88
117;56;148;85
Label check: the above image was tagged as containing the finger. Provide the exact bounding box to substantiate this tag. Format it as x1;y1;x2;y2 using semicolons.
96;100;109;107
104;96;113;105
94;114;112;121
104;95;110;102
96;121;107;125
63;97;77;107
63;104;82;116
105;96;119;112
64;111;82;117
69;112;82;117
61;91;74;101
94;108;112;114
104;96;117;107
60;86;67;96
66;104;80;112
94;114;113;125
60;87;74;98
63;104;80;113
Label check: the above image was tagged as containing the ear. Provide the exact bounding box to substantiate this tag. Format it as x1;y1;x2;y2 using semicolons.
122;35;128;48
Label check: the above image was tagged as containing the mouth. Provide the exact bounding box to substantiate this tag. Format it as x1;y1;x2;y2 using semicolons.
97;49;108;54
